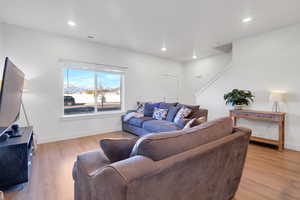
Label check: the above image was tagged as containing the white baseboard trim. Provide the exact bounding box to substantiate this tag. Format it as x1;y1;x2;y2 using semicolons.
37;128;122;144
285;143;300;152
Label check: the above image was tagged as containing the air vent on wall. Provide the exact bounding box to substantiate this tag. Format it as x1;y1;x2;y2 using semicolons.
214;43;232;53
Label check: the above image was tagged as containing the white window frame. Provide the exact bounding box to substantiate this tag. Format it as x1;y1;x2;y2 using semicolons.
61;60;126;118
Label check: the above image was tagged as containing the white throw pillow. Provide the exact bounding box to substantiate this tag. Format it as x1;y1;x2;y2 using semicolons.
174;106;192;124
152;107;168;120
136;102;146;114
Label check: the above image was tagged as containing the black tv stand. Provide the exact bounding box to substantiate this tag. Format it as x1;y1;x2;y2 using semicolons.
5;124;23;138
0;126;34;190
5;130;22;138
9;133;22;138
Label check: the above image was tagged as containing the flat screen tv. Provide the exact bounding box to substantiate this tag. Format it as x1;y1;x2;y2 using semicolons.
0;57;25;137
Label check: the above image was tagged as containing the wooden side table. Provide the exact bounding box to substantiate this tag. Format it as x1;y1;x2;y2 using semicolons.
229;109;286;151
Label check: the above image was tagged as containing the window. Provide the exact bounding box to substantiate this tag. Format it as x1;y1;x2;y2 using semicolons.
64;68;123;116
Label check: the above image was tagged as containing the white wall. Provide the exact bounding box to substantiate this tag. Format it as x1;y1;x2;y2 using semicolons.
0;23;4;68
182;53;232;104
183;23;300;151
2;24;183;143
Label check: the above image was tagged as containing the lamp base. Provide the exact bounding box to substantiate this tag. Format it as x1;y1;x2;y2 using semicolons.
272;102;280;112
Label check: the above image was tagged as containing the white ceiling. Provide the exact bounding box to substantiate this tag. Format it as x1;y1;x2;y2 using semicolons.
1;0;300;61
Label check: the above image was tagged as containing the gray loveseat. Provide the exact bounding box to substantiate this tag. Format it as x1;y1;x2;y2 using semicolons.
73;117;251;200
122;102;208;136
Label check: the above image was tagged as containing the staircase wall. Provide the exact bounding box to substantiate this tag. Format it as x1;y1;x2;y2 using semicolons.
181;53;232;104
182;23;300;151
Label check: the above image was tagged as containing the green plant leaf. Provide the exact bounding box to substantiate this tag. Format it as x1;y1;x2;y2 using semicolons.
224;89;255;106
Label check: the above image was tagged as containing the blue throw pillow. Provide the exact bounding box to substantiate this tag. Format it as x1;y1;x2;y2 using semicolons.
166;106;180;122
159;102;177;109
144;102;160;117
159;102;169;109
153;102;161;107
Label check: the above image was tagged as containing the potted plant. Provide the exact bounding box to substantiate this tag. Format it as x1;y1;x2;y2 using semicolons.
224;89;254;109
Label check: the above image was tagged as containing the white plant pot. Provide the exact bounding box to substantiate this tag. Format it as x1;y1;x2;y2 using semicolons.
234;105;244;110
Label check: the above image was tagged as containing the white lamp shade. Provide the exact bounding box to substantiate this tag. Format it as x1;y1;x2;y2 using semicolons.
23;79;28;90
270;91;286;102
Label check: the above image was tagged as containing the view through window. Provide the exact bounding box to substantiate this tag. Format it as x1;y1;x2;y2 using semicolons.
64;68;122;115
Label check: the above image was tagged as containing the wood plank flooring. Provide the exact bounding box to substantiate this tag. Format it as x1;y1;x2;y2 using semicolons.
4;132;300;200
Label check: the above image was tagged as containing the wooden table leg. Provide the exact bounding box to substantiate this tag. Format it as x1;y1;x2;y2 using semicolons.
279;120;284;151
233;116;237;126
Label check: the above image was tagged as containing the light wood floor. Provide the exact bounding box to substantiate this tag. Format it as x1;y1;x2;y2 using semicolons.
4;132;300;200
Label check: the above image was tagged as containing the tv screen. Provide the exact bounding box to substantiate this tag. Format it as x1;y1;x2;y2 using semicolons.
0;58;25;137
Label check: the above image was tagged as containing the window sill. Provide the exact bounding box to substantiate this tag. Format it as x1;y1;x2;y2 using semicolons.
60;110;125;121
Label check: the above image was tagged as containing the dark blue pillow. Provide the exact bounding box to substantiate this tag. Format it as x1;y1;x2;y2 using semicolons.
152;102;161;108
159;102;170;109
159;102;177;109
144;102;160;117
166;106;180;122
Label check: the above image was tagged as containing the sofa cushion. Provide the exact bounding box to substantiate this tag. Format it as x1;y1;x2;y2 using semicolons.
144;102;160;117
166;106;180;122
142;120;180;133
76;149;111;176
130;117;233;161
126;117;153;128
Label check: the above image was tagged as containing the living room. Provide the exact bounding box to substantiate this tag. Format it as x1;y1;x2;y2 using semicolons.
0;1;300;200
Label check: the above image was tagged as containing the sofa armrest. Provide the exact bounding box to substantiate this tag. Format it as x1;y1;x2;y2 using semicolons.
100;138;138;163
109;156;157;183
90;156;157;200
126;109;137;114
76;149;111;177
89;166;127;200
233;127;252;135
74;149;113;200
121;110;137;121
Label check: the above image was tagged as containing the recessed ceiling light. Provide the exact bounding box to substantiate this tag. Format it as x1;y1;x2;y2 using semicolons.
161;47;167;52
242;17;253;23
68;20;77;27
192;50;197;59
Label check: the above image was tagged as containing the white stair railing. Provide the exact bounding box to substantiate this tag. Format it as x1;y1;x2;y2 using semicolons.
195;61;233;96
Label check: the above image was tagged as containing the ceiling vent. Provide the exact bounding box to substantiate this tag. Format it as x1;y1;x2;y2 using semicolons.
214;43;232;53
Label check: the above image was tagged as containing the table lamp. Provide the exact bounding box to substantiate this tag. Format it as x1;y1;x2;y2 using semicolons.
270;91;286;112
23;79;29;92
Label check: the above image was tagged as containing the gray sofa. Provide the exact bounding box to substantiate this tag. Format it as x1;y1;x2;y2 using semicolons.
122;103;208;136
73;117;251;200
